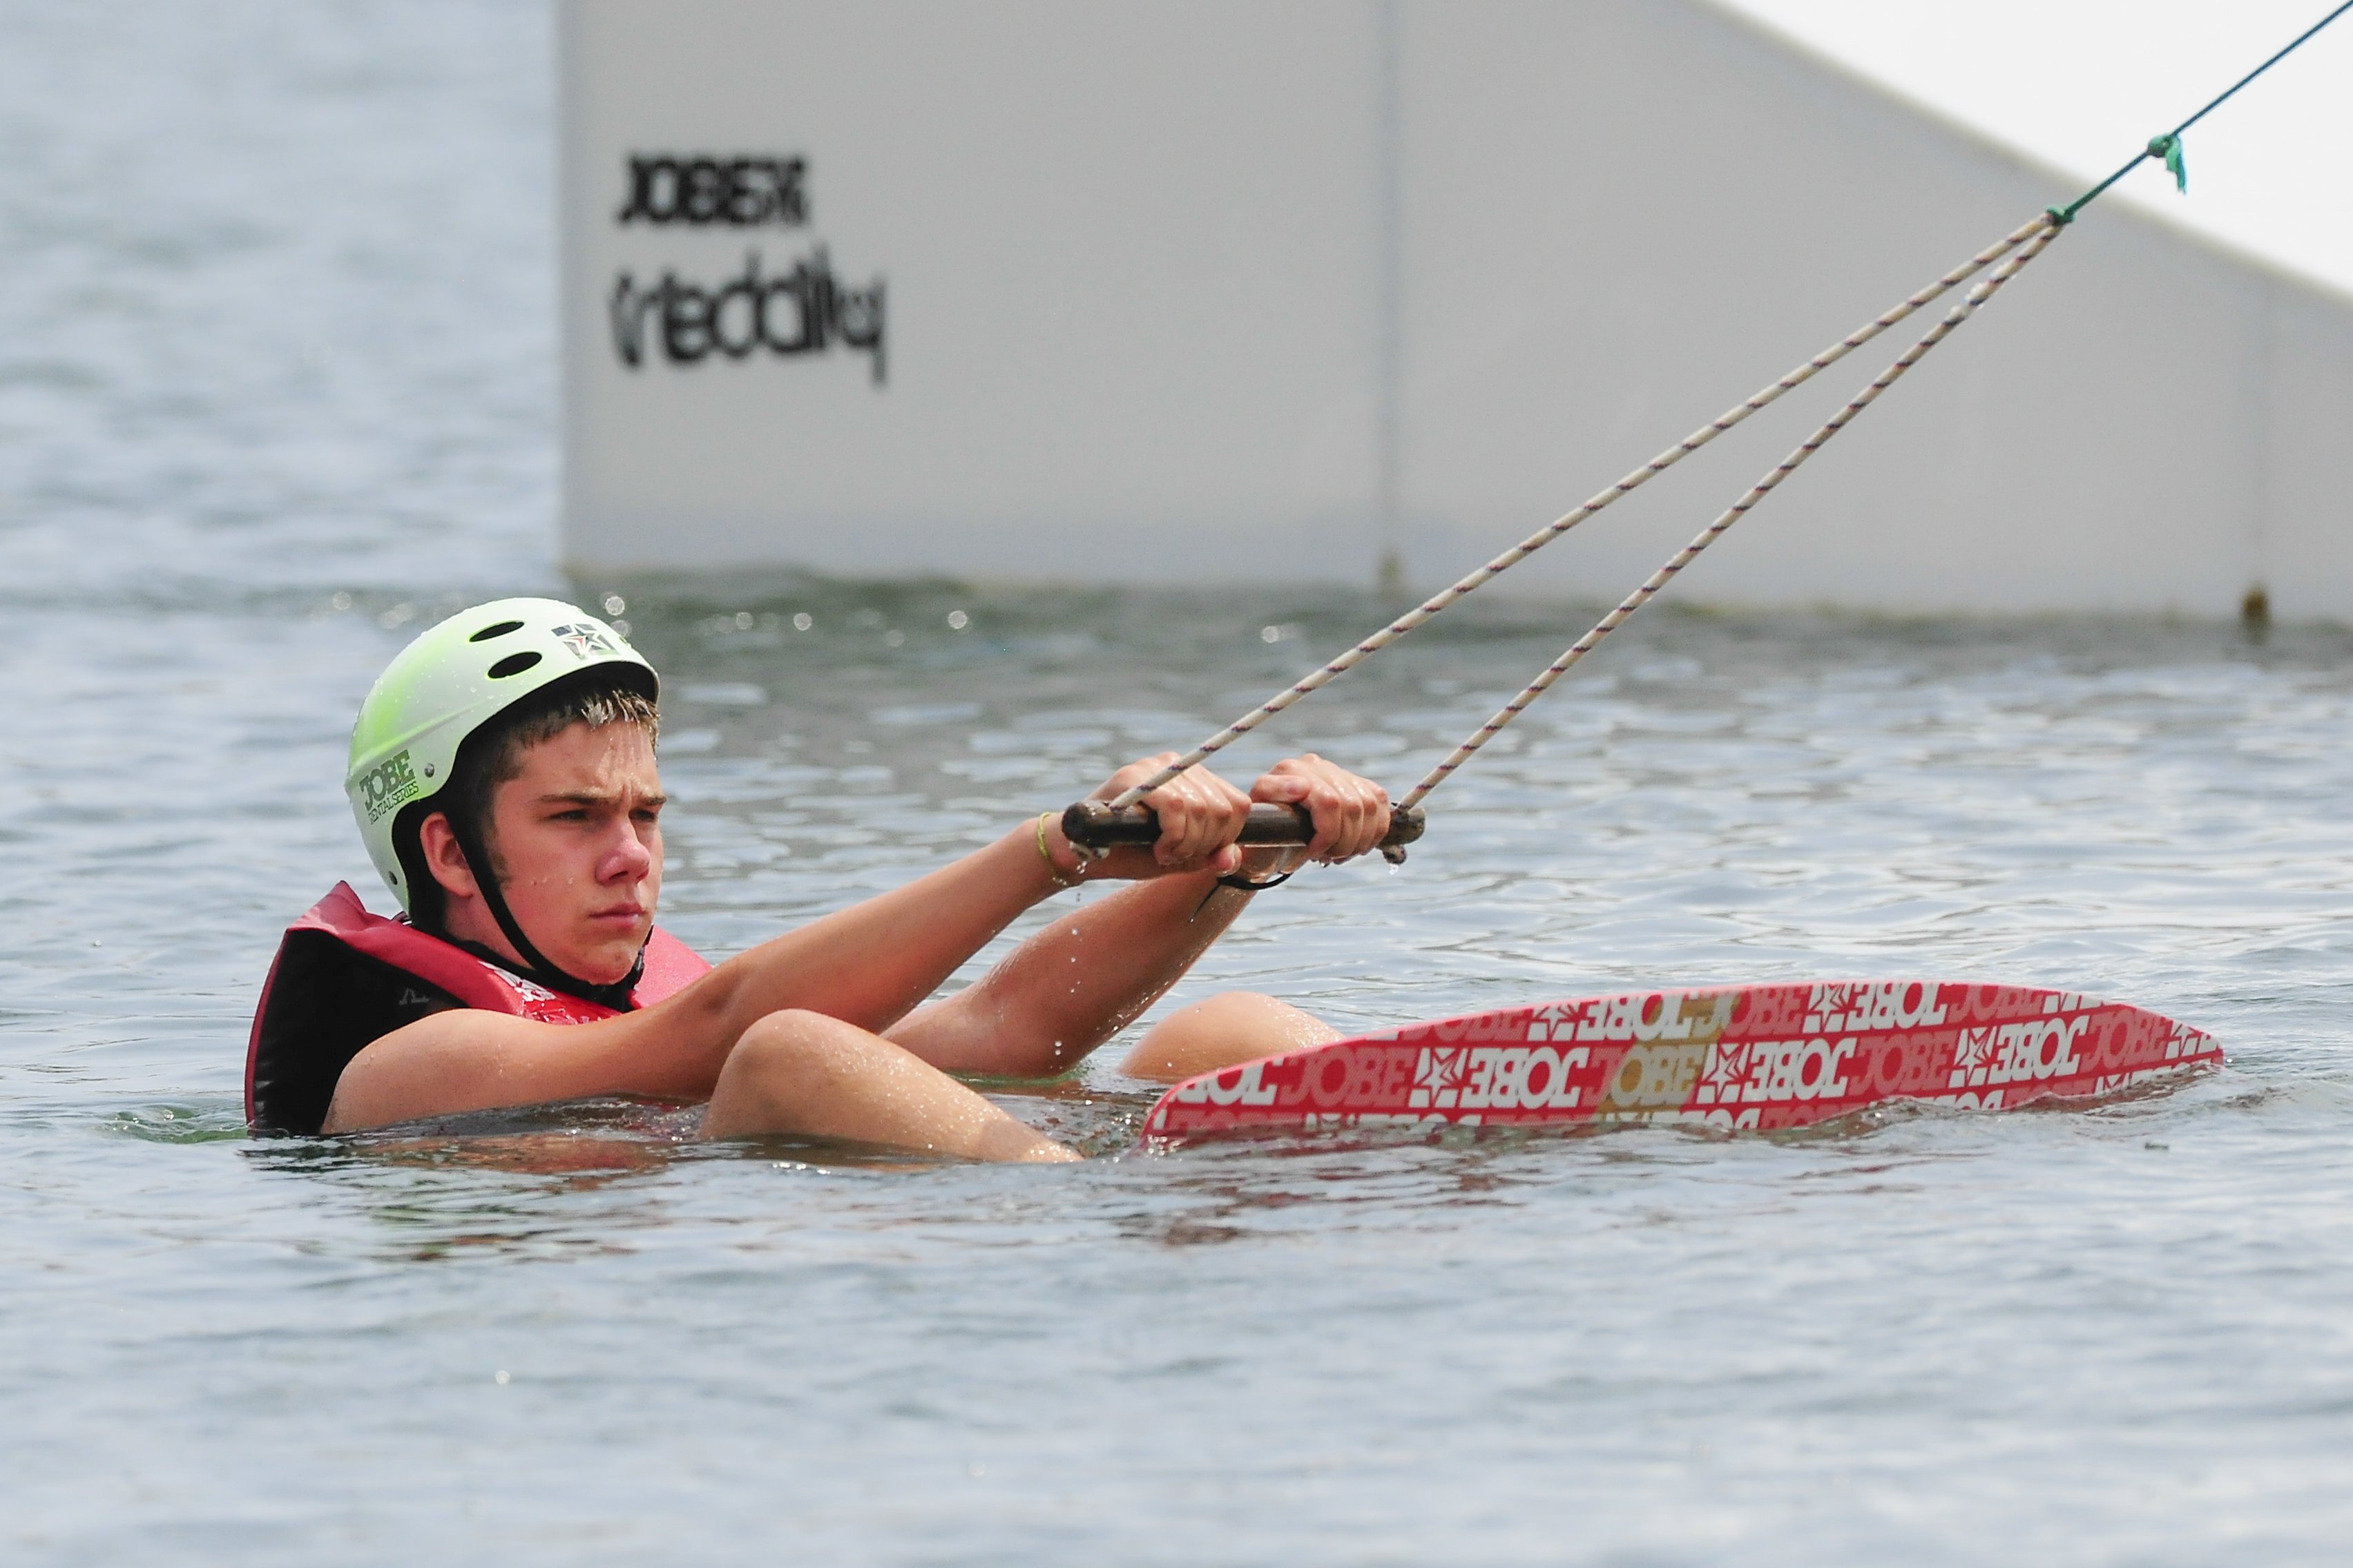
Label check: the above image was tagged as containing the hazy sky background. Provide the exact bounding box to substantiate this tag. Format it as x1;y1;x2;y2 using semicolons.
1716;0;2353;296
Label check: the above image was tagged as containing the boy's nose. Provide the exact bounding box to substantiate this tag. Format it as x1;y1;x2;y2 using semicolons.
605;826;654;880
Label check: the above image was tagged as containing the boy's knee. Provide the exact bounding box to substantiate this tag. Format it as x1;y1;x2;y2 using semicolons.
723;1010;857;1092
705;1010;887;1139
1162;991;1284;1038
1119;991;1341;1083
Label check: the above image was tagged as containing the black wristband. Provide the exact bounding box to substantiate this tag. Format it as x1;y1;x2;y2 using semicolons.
1216;869;1294;893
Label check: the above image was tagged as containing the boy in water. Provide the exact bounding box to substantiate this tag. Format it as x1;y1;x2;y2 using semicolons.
247;599;1386;1161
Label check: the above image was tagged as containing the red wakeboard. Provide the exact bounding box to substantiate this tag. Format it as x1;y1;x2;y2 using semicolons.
1142;980;2220;1141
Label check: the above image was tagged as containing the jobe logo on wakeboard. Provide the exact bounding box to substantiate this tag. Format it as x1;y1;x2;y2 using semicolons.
356;749;419;822
1144;981;2225;1139
1408;1045;1589;1111
1948;1017;2086;1089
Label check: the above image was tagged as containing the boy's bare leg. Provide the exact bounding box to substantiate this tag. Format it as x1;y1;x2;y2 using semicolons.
1117;991;1342;1083
702;1009;1077;1162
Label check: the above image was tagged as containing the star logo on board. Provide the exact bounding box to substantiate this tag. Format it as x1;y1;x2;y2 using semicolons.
1410;1047;1475;1109
1806;982;1859;1035
1702;1041;1749;1094
1948;1026;1996;1088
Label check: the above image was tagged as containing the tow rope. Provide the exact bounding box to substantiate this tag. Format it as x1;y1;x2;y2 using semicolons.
1066;1;2350;860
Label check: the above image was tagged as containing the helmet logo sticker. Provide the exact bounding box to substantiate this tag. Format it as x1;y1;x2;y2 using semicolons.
550;623;620;661
356;749;421;822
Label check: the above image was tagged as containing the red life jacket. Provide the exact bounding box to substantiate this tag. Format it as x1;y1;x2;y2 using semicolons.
244;882;713;1135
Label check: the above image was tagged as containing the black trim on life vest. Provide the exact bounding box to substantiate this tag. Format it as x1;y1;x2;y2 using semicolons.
247;929;465;1136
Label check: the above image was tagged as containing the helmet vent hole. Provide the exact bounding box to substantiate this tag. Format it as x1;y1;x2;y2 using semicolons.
469;620;525;643
487;651;543;679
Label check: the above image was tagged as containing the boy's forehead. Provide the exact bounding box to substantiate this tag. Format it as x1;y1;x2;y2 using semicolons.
508;721;661;789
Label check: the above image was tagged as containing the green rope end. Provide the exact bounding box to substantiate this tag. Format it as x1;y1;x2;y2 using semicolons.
2148;133;2188;193
2044;205;2074;226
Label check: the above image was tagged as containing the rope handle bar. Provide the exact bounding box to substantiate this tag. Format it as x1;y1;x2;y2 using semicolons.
1062;800;1426;860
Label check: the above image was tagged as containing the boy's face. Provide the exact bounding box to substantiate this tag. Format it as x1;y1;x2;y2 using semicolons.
486;720;665;985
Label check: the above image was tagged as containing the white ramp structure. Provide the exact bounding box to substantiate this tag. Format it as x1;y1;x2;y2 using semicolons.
559;1;2353;618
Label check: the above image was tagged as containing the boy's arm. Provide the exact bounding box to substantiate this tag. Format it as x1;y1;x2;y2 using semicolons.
883;753;1392;1077
881;870;1258;1077
321;755;1271;1130
323;824;1084;1130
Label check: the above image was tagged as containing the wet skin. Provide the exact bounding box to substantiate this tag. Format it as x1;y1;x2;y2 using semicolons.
417;722;664;985
324;723;1388;1161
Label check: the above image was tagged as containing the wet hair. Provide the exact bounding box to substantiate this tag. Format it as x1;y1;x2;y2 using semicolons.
398;668;659;931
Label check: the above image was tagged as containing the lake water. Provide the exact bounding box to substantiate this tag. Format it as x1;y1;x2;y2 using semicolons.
8;3;2353;1562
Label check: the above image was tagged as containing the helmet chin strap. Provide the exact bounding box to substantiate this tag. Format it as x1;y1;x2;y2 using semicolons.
444;812;645;1011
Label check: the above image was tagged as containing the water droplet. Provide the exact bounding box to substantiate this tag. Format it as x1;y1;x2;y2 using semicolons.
494;1370;510;1385
792;612;813;631
602;593;626;616
733;611;754;630
885;629;906;648
947;610;969;630
329;591;352;612
1260;626;1280;643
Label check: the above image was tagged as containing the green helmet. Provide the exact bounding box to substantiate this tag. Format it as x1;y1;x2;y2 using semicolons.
347;597;659;913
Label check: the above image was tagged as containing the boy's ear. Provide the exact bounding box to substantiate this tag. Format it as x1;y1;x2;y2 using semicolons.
416;811;483;902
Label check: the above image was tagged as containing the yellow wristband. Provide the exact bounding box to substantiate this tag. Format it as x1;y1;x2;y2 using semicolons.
1035;811;1084;889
